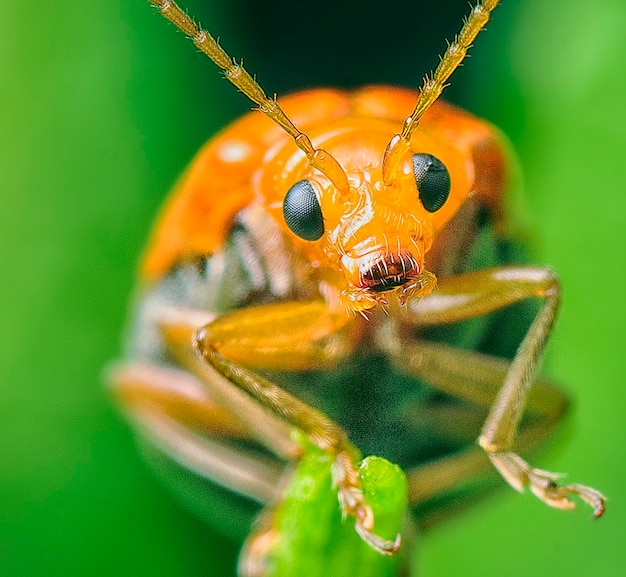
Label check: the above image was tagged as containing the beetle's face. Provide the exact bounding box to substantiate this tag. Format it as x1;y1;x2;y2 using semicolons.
317;164;437;312
260;122;451;313
268;141;438;312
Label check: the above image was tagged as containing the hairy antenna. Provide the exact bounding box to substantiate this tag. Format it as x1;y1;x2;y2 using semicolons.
148;0;350;194
382;0;501;184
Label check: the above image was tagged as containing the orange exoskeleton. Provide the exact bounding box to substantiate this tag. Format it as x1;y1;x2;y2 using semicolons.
110;0;605;574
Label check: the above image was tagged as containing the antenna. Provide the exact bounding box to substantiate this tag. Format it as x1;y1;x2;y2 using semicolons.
148;0;350;194
382;0;501;184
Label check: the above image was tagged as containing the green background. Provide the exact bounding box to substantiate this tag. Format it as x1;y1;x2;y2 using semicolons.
1;0;624;575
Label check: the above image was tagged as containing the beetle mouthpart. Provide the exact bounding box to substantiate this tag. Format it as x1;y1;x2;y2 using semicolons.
359;252;421;292
339;252;433;314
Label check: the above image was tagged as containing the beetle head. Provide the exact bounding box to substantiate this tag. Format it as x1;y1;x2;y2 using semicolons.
257;120;462;314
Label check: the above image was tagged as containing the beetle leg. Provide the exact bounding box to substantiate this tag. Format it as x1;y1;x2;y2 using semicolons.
162;301;399;553
396;266;606;516
384;341;561;511
110;361;252;439
405;422;563;530
108;361;284;504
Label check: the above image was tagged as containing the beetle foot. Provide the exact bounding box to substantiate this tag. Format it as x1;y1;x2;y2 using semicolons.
332;451;401;555
487;451;606;517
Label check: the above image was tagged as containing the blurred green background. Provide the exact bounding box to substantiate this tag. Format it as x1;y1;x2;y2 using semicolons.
1;0;624;575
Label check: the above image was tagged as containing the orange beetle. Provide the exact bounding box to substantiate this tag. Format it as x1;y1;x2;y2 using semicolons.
111;0;605;572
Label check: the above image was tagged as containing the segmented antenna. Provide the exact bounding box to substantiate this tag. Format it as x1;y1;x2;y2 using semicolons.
148;0;350;194
382;0;500;184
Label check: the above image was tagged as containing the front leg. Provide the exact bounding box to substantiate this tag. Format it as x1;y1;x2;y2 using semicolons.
404;266;606;516
191;300;400;554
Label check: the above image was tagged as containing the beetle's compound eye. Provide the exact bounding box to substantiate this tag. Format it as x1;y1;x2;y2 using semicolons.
413;153;451;213
283;179;325;241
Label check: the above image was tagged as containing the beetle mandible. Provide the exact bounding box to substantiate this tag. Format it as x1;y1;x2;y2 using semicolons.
111;0;606;574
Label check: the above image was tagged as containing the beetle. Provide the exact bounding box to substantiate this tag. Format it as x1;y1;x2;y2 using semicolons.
110;0;606;574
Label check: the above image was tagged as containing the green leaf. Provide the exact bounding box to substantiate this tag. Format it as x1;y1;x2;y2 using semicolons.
250;442;408;577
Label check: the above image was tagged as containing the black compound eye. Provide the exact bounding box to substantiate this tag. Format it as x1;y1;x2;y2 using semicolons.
283;179;325;241
412;153;451;213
